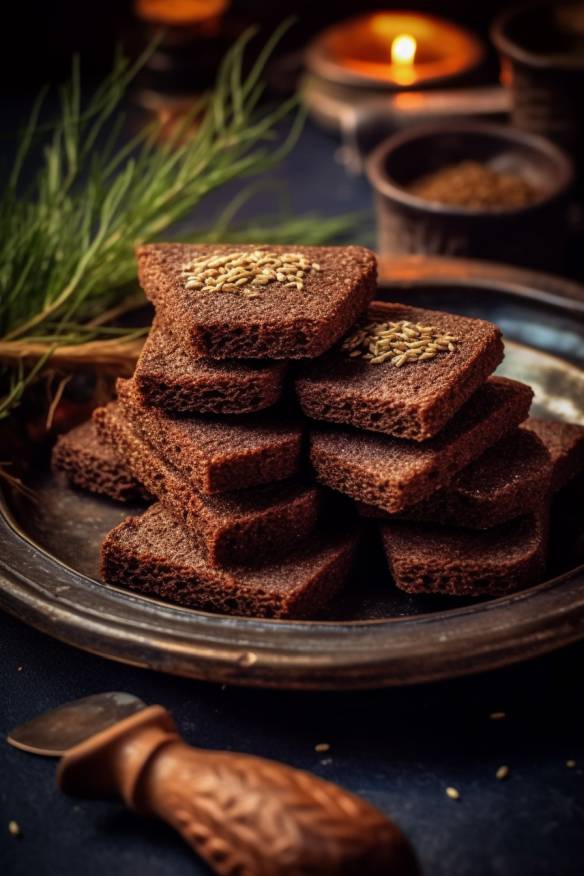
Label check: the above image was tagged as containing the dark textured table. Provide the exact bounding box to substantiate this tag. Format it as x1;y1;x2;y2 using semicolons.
1;121;584;876
3;613;584;876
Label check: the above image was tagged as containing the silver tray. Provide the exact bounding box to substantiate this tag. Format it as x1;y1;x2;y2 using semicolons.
1;257;582;690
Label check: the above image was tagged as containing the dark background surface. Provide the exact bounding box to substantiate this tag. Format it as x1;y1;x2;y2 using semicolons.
0;1;514;90
1;2;584;874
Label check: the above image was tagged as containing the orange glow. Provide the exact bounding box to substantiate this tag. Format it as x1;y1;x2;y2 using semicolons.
312;13;484;88
391;34;417;66
135;0;228;25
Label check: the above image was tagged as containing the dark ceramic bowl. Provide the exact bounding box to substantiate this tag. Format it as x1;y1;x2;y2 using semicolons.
492;1;584;169
366;121;574;271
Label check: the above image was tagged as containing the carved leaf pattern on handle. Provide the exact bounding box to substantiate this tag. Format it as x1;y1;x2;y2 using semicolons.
139;742;417;876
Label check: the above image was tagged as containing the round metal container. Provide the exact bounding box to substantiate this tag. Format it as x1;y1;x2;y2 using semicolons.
492;1;584;169
367;121;574;271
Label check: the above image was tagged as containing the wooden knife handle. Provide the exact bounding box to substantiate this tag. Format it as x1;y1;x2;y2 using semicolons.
57;705;418;876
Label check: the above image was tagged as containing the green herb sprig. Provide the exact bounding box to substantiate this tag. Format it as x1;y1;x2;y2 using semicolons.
0;25;360;419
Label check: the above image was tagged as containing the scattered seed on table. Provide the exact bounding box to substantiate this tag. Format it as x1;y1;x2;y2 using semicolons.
489;711;506;720
445;787;460;801
496;765;510;780
237;651;257;667
315;743;331;753
8;821;21;837
566;760;576;769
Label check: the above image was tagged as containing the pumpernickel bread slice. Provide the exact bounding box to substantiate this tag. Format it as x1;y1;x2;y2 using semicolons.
51;420;148;503
137;243;376;359
380;508;548;596
310;377;533;514
94;402;319;567
524;417;584;492
101;503;357;619
134;318;287;415
117;378;302;495
295;301;503;441
358;427;551;529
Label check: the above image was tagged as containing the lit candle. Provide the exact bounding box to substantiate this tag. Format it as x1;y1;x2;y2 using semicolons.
307;12;484;90
390;33;418;85
391;34;417;66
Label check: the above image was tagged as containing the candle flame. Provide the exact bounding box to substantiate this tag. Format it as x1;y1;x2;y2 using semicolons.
391;34;417;66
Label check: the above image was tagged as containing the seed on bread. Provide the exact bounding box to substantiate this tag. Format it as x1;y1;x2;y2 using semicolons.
181;249;321;297
342;318;458;367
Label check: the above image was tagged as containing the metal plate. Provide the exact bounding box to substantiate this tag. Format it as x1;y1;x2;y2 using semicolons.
0;259;583;689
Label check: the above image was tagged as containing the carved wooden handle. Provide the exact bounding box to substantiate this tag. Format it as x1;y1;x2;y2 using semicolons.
57;706;418;876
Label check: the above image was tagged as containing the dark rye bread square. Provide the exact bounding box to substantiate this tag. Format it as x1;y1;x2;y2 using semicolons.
358;427;551;529
134;318;287;415
295;301;504;441
137;243;377;359
380;508;548;596
94;402;319;567
101;503;357;619
51;420;148;503
524;417;584;492
117;378;302;495
310;377;533;514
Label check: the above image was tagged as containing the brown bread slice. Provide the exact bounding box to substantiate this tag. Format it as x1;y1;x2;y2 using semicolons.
134;318;287;415
358;427;551;529
101;503;357;619
117;378;302;495
51;420;148;503
380;508;548;596
524;417;584;492
295;301;504;441
137;243;376;359
310;377;533;514
94;402;319;567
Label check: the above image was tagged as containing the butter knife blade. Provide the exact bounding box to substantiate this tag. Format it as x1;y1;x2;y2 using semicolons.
7;692;147;756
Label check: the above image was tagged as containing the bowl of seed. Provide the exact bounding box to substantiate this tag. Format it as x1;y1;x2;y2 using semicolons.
367;121;574;271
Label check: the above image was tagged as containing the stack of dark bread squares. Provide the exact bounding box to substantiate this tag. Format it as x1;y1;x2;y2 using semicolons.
52;244;584;618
